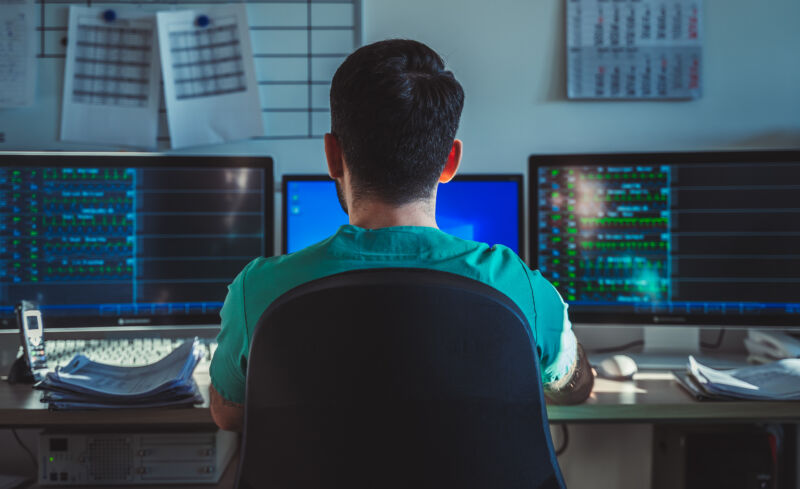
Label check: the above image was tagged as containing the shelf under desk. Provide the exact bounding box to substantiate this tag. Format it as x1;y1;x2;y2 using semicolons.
2;371;800;427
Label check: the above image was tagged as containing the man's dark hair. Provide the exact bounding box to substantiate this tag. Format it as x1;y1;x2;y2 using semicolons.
330;39;465;205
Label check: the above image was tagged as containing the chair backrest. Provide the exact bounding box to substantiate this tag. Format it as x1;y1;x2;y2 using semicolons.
236;268;565;489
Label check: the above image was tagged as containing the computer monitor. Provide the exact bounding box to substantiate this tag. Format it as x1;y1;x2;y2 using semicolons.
0;153;274;329
283;174;523;256
529;150;800;328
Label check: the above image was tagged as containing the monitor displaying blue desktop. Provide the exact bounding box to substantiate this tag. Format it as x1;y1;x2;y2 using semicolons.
283;175;522;255
0;154;274;328
529;151;800;327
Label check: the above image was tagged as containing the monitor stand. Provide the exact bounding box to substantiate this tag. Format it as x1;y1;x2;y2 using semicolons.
629;326;747;370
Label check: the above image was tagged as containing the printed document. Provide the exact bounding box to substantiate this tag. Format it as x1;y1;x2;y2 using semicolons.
157;4;264;148
0;0;37;107
60;7;161;149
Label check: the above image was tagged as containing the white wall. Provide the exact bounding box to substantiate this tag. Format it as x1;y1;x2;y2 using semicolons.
4;0;798;169
365;0;799;168
267;0;799;173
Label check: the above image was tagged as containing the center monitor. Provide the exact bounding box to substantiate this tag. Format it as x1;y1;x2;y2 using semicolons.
283;174;523;256
529;150;800;328
0;153;274;329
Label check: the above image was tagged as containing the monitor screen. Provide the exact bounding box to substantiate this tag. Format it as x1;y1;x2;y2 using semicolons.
530;151;800;327
283;175;523;255
0;153;274;328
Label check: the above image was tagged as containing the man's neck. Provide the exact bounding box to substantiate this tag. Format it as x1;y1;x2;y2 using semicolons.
348;198;437;229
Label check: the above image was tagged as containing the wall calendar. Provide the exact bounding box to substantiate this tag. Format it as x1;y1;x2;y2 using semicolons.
567;0;702;100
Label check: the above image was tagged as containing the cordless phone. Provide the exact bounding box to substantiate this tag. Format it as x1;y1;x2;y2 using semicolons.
7;301;48;383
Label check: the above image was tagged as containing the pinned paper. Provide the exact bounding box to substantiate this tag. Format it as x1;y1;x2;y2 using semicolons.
0;0;37;108
156;4;264;149
60;6;161;148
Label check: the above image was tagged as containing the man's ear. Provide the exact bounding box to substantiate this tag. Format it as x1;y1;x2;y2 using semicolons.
439;139;463;183
325;133;344;179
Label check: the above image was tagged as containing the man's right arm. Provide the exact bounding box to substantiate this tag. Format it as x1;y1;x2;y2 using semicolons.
209;264;252;431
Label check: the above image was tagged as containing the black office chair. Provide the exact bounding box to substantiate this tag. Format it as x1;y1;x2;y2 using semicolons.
236;268;566;489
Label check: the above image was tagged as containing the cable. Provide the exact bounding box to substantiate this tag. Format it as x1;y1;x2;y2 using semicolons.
554;424;569;456
592;339;644;355
700;329;726;349
11;428;37;476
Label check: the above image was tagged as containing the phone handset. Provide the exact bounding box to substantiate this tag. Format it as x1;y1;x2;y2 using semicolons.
7;301;49;384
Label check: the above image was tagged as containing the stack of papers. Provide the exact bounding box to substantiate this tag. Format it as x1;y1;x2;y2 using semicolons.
676;355;800;401
36;340;204;410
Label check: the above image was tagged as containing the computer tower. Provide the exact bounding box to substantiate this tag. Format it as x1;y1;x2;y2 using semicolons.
38;428;237;485
652;424;790;489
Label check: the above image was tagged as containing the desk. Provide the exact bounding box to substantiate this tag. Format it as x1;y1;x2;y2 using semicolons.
2;370;799;489
0;373;215;428
4;371;800;427
0;372;232;489
550;372;800;423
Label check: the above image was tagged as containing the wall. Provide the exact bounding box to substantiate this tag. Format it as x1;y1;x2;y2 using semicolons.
1;1;799;487
2;0;798;167
365;0;799;167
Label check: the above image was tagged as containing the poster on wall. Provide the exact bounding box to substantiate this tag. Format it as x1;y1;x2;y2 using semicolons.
157;4;263;149
60;7;161;148
566;0;702;100
0;0;37;108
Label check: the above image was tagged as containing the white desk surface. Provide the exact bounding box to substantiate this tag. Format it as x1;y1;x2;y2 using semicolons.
549;371;800;422
2;371;800;426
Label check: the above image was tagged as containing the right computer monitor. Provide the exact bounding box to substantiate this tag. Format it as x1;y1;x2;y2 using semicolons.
530;151;800;327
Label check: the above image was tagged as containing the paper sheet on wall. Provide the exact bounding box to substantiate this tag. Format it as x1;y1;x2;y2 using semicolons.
60;6;161;148
157;5;264;149
0;0;37;108
566;0;703;99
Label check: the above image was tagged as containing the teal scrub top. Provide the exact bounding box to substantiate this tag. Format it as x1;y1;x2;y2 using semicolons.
210;225;577;404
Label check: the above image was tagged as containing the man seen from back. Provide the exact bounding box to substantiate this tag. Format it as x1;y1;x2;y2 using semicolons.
209;39;594;431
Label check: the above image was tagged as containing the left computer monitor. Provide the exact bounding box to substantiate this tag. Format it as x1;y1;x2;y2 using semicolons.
0;153;274;329
283;174;523;256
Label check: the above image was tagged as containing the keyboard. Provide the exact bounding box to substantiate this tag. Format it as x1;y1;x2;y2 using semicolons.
35;338;217;370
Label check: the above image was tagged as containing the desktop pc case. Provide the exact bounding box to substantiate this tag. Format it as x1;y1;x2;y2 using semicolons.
38;429;237;485
651;424;797;489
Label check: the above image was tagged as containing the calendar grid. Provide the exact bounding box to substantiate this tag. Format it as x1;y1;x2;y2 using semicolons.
72;23;153;107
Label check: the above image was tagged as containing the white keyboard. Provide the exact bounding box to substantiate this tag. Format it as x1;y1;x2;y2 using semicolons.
37;337;217;370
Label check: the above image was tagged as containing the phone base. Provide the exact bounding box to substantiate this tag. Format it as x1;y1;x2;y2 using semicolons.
7;356;35;384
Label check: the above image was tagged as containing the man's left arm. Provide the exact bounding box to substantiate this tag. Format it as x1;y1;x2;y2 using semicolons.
210;383;244;432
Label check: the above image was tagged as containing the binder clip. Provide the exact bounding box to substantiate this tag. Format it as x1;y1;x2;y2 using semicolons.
196;14;210;28
102;9;116;22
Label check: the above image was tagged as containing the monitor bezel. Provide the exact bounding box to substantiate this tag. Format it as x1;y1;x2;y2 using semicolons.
528;150;800;327
0;152;275;329
282;173;525;257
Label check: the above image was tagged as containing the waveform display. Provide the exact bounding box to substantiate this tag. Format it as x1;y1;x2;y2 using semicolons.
537;165;670;304
1;162;269;325
0;167;135;285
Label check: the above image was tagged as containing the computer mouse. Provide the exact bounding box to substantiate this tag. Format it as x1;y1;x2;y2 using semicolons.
596;354;638;380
